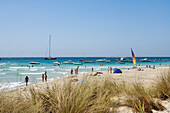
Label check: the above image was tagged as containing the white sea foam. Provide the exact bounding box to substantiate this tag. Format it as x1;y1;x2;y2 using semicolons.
54;72;68;75
10;67;29;69
11;63;17;66
65;69;72;71
0;82;24;90
0;69;17;72
0;73;6;75
10;67;46;69
0;63;6;66
47;69;55;71
20;72;44;75
29;69;38;71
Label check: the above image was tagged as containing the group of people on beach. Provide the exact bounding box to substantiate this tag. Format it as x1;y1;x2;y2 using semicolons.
25;71;48;86
42;71;48;82
71;66;80;75
71;66;94;75
108;67;113;73
146;64;156;69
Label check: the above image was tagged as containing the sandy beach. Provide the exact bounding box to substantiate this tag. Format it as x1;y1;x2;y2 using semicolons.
1;66;169;113
16;66;168;91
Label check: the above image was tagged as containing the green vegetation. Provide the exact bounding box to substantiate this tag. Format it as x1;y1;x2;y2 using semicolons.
125;83;165;112
154;70;170;100
0;69;169;113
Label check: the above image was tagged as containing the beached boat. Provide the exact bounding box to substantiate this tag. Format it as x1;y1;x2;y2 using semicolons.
63;60;74;64
30;62;40;64
53;62;62;66
139;58;151;62
84;60;94;63
73;62;83;65
45;35;56;60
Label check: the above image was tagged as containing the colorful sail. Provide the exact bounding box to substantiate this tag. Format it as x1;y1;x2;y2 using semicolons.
131;48;136;67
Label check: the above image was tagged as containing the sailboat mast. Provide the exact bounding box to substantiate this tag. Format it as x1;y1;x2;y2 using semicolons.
49;35;51;58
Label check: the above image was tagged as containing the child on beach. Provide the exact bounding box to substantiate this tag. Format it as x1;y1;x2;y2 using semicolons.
42;74;44;82
25;76;29;86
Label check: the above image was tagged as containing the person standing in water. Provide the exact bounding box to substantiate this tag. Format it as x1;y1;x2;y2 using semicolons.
45;71;47;82
146;64;148;68
71;69;73;75
92;67;93;72
42;74;44;82
25;76;29;86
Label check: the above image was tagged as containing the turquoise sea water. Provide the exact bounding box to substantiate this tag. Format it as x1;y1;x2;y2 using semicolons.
0;57;169;90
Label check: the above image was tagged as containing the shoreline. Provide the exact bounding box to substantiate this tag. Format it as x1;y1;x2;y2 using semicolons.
1;66;170;113
2;66;169;93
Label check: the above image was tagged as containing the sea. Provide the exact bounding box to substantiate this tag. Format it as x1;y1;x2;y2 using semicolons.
0;57;169;90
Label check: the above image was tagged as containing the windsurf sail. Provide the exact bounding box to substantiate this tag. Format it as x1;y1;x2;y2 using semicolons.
131;48;136;67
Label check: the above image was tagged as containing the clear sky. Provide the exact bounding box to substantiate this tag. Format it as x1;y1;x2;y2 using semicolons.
0;0;170;57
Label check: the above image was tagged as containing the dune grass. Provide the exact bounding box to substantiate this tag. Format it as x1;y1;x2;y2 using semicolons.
125;83;165;113
154;70;170;100
0;77;124;113
0;69;169;113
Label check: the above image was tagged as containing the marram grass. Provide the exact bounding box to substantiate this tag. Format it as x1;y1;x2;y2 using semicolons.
0;69;169;113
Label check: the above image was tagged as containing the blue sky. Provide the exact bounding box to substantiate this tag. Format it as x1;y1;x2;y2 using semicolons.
0;0;170;57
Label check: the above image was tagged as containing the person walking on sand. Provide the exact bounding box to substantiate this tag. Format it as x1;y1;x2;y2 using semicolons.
25;76;29;86
45;71;47;81
76;67;79;74
110;67;112;73
42;74;44;82
108;67;109;73
77;68;78;74
92;67;93;72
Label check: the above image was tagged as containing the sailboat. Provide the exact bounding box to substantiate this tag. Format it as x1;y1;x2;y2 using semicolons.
45;35;56;60
131;48;137;68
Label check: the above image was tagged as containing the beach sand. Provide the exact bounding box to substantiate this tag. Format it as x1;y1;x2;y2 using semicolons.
2;66;170;113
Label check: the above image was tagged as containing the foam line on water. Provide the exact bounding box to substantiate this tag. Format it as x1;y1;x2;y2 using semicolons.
29;69;38;71
0;82;24;90
52;72;68;75
47;69;55;71
19;72;44;75
0;63;6;66
10;67;46;69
